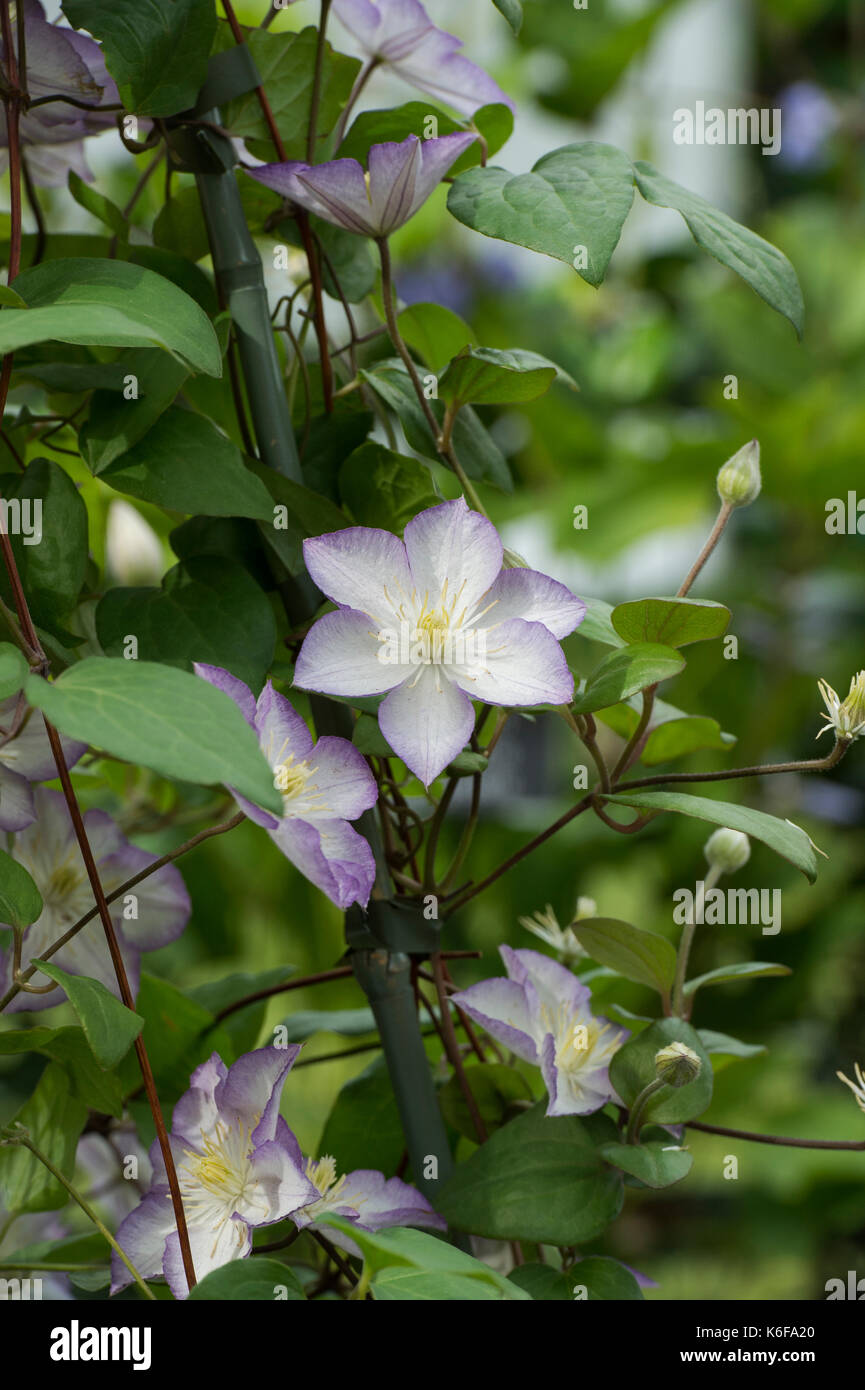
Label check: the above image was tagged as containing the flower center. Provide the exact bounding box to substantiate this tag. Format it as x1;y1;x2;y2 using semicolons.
274;753;313;801
305;1154;348;1205
182;1120;256;1211
413;606;451;662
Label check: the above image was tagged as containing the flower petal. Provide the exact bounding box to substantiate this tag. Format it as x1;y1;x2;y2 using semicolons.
479;568;585;640
294;608;405;697
254;681;314;764
163;1216;251;1299
302;527;412;625
271;815;377;909
404;498;502;619
379;667;474;785
218;1044;302;1145
452;617;574;706
0;765;36;832
501;946;591;1018
367;136;422;233
0;695;86;781
193;663;257;728
110;1191;173;1294
449;976;540;1063
301;735;378;820
170;1053;229;1148
243;1138;319;1226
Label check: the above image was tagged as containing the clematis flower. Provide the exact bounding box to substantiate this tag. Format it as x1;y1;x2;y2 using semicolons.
0;0;120;187
817;671;865;742
292;1154;445;1255
194;666;378;910
837;1061;865;1115
111;1049;318;1299
332;0;513;117
518;903;587;968
451;946;628;1117
0;788;190;1012
294;497;585;785
247;132;475;238
0;693;86;832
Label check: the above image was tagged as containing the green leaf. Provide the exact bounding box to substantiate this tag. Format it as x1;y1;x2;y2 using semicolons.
577;596;626;647
571;642;685;714
449;751;489;776
596;696;736;766
119;973;232;1098
610;597;731;647
0;285;27;308
0;644;25;698
351;713;394;758
602;790;820;882
337;102;512;178
570;1256;645;1300
100;408;274;520
62;0;217;118
685;962;792;1000
67;171;127;239
0;1026;124;1118
698;1029;767;1068
609;1019;713;1125
0;458;88;636
599;1139;693;1189
492;0;523;34
319;1056;404;1177
188;1258;306;1301
253;461;352;575
8;260;221;376
447;143;635;287
439;1063;534;1142
278;1007;377;1042
436;1103;623;1244
25;658;283;815
359;362;512;491
0;1063;87;1213
633;162;804;336
507;1262;573;1300
572;918;677;1000
339;442;438;533
223;26;360;163
0;851;42;932
188;966;296;1018
31;962;143;1070
398;302;475;373
95;557;276;692
438;346;575;409
80;350;189;473
318;1217;530;1301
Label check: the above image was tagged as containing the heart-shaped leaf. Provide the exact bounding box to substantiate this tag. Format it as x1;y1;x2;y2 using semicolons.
609;1018;713;1125
611;597;731;647
572;643;685;714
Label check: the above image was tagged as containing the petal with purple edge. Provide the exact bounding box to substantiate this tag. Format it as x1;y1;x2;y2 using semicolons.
218;1044;301;1145
449;976;540;1063
170;1053;228;1147
452;617;574;707
254;681;314;766
500;945;591;1018
193;663;257;728
335;1169;446;1232
293;159;376;235
163;1216;251;1299
110;1191;174;1294
404;499;502;620
0;694;87;781
300;735;378;821
294;607;406;697
302;527;411;625
242;1139;319;1226
271;815;376;909
367;136;422;232
479;568;586;640
379;667;474;786
100;844;190;952
0;765;36;832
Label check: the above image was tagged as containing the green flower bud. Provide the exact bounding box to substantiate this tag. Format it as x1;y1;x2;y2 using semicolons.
655;1041;702;1088
502;548;530;569
704;826;751;874
717;439;761;507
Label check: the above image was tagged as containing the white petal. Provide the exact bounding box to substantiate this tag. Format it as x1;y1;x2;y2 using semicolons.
294;608;406;697
452;618;573;707
403;499;502;619
302;528;411;626
379;668;474;785
479;568;585;639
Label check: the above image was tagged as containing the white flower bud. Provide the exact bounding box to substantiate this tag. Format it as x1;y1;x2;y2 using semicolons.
655;1041;701;1088
574;896;597;920
105;500;164;586
717;439;761;507
704;826;751;874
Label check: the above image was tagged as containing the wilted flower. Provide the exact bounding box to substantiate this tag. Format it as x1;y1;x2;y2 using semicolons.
518;904;586;967
294;498;584;786
0;694;86;832
817;672;865;743
247;132;475;238
194;666;378;909
292;1154;444;1255
0;0;119;186
837;1062;865;1115
332;0;513;117
0;788;190;1011
704;827;751;874
451;946;628;1117
112;1049;318;1299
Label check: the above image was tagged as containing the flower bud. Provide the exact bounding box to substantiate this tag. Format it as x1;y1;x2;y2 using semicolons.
817;672;865;743
655;1041;702;1088
502;547;530;569
704;826;750;874
574;896;597;920
716;439;761;508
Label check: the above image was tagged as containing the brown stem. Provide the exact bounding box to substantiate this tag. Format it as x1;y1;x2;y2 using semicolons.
677;501;733;597
687;1120;865;1151
213;964;354;1023
431;953;488;1143
613;737;849;795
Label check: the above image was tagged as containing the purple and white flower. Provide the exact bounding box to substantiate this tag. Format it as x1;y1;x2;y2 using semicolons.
0;693;86;832
194;667;378;910
294;498;585;785
0;788;190;1012
247;131;475;238
0;0;120;187
332;0;513;117
111;1048;318;1299
451;946;628;1117
292;1154;445;1255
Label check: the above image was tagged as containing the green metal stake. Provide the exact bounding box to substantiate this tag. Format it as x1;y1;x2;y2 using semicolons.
170;57;456;1203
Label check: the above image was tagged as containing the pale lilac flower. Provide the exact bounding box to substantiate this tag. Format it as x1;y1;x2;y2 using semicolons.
111;1049;318;1299
0;0;120;186
292;1154;445;1255
332;0;513;117
194;667;378;910
0;693;86;832
247;132;475;238
0;788;190;1012
294;498;584;785
451;946;628;1117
